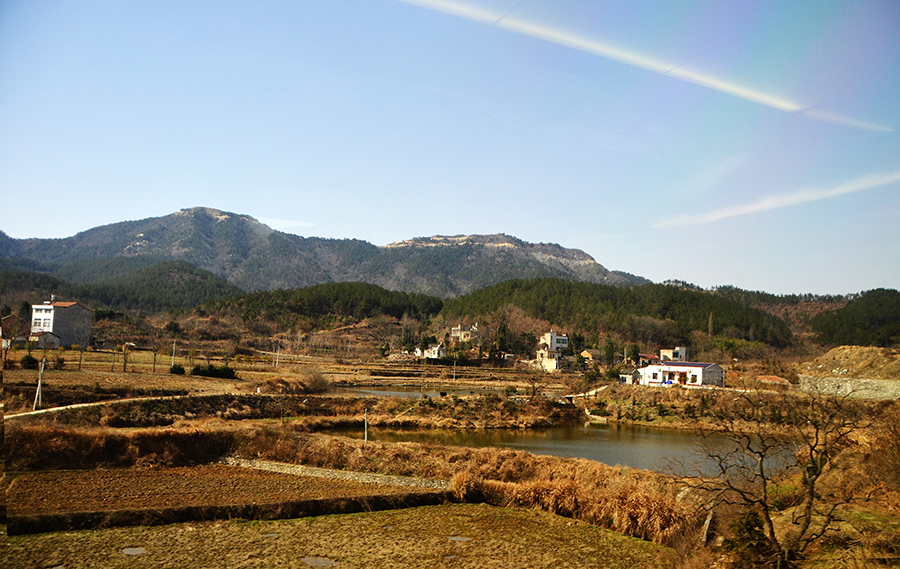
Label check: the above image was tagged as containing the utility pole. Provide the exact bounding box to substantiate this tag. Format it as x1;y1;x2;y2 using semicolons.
33;358;46;410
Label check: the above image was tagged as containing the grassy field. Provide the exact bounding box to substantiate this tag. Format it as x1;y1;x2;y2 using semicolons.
5;504;666;569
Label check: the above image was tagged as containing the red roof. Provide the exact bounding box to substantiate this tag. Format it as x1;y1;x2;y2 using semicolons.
53;302;78;307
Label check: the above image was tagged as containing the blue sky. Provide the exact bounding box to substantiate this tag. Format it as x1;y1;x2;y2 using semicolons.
2;0;898;295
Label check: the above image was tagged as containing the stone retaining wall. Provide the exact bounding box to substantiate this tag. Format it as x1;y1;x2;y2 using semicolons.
799;375;900;400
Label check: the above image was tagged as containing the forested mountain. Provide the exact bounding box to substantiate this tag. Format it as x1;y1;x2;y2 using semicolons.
810;288;900;347
206;282;444;330
0;207;646;296
0;261;240;313
441;279;794;349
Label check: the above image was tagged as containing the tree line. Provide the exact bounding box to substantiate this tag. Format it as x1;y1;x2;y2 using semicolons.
441;279;794;349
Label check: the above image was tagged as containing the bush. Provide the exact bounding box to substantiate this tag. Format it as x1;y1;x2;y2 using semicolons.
21;354;39;369
190;364;238;379
169;364;186;375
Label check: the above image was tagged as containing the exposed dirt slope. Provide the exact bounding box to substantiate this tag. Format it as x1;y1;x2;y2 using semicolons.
800;346;900;379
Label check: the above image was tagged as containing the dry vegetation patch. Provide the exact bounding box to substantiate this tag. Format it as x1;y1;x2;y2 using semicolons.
7;465;427;516
7;504;666;569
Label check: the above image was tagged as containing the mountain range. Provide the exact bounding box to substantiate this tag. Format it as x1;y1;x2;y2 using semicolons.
0;207;648;297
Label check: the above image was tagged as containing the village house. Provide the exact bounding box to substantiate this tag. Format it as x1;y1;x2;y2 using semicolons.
579;348;602;363
30;297;93;349
638;353;661;366
415;343;447;359
450;323;478;344
637;361;725;387
659;346;689;362
536;330;569;372
619;367;641;384
1;314;17;350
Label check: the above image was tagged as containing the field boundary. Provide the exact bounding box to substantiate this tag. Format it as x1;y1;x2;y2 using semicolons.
7;490;453;535
221;457;453;490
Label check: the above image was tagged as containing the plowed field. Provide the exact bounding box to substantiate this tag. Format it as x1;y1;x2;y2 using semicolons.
7;464;428;516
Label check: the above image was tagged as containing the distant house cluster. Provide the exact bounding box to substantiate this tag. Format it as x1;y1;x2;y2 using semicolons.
528;328;724;389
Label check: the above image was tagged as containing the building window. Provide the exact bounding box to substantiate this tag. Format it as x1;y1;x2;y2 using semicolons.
33;319;42;329
652;373;658;380
43;319;51;327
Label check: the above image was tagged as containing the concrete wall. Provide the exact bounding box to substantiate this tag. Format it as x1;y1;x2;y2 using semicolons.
799;375;900;400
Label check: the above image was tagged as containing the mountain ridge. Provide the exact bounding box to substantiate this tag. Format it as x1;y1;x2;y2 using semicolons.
0;207;649;297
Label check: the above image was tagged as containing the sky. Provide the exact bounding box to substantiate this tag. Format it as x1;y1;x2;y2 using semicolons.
1;0;898;295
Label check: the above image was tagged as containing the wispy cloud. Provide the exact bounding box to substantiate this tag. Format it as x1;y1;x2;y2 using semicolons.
655;170;900;228
395;0;893;131
803;110;894;133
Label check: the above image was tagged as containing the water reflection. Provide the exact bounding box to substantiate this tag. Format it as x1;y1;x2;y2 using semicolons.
336;422;719;474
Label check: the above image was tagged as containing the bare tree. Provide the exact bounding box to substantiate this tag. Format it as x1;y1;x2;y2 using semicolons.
688;383;871;567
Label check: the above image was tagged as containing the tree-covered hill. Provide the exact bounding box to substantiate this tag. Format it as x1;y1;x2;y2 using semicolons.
0;261;240;314
810;288;900;347
206;282;444;330
442;279;794;349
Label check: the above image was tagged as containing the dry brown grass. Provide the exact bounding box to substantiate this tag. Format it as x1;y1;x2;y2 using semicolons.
230;429;701;546
6;420;701;546
7;504;667;569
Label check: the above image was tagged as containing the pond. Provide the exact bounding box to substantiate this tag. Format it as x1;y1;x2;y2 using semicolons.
336;421;723;474
330;385;500;399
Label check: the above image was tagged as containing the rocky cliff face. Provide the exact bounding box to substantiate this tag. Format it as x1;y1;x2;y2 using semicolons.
1;208;648;296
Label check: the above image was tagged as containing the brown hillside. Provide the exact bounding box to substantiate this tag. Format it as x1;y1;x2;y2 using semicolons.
800;345;900;380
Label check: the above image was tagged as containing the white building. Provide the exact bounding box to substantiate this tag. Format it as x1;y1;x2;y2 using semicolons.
415;343;447;359
30;299;92;349
659;346;689;362
539;330;569;353
536;330;569;372
638;361;725;387
450;323;478;343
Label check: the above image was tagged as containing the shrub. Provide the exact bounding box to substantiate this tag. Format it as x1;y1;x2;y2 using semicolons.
169;364;186;375
190;364;238;379
21;354;39;369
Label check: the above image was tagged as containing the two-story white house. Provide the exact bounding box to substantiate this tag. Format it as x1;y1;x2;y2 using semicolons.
30;298;92;349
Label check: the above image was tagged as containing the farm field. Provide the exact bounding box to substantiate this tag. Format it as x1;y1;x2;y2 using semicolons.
7;464;436;516
5;503;665;569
